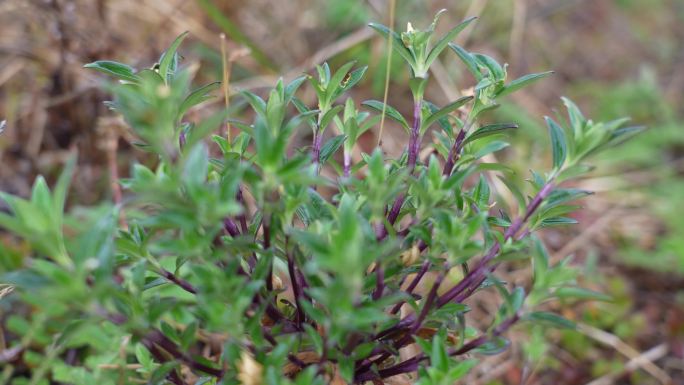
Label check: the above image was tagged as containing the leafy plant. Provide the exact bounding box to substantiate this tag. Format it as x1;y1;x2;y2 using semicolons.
0;11;641;385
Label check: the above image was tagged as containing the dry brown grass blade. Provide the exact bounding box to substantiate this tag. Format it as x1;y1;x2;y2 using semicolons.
577;323;672;385
584;343;669;385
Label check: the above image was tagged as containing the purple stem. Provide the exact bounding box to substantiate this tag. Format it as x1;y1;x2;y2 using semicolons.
286;238;306;326
236;187;249;234
407;98;423;172
375;97;423;241
223;218;240;237
437;182;555;307
409;265;446;334
371;99;421;295
263;215;273;292
159;268;197;294
142;341;187;385
389;240;429;315
343;151;352;178
386;126;471;308
355;314;521;381
443;126;468;176
312;129;324;174
143;328;224;378
367;182;555;369
366;266;447;371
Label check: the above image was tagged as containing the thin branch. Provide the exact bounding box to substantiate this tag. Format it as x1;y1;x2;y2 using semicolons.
285;237;306;326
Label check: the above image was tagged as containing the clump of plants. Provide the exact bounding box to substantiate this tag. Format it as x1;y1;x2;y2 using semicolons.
0;11;642;385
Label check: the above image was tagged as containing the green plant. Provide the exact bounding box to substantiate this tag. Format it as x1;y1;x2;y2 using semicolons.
0;11;642;385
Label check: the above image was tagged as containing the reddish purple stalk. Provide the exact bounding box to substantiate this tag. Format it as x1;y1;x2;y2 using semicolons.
343;151;352;177
375;97;423;240
355;182;555;380
354;313;521;382
312;129;324;174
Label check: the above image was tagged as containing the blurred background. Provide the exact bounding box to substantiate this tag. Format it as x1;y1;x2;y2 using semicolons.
1;0;683;384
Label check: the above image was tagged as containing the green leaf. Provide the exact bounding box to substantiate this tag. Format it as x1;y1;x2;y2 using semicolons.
182;143;209;187
54;154;77;215
135;343;154;370
285;75;307;103
473;174;490;206
561;97;586;136
159;31;189;82
465;122;518;144
425;17;477;67
603;125;646;148
326;61;356;102
422;95;473;130
83;61;140;83
368;22;416;68
319;104;344;133
526;311;576;329
496;71;554;97
473;140;509;159
319;135;346;164
445;359;477;382
362;100;410;131
241;91;267;117
539;217;578;227
340;66;367;92
545;116;567;170
554;287;612;302
544;188;591;208
178;82;221;119
474;53;505;82
448;43;482;80
431;333;450;372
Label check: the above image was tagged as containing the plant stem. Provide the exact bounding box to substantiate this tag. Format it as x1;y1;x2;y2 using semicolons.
437;182;554;307
223;218;240;237
236;187;249;234
375;96;423;240
343;151;352;178
355;313;521;381
263;214;273;292
368;181;555;366
285;237;306;325
158;268;197;294
312;126;324;176
407;97;423;172
443;124;469;176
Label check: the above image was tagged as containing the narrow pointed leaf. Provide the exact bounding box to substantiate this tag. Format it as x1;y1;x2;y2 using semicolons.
465;122;518;144
83;61;140;83
423;95;473;129
368;23;416;67
362;100;410;131
449;43;482;80
496;71;554;97
554;287;611;302
526;312;576;329
178;82;221;119
159;31;189;82
320;135;346;163
426;17;477;67
545;116;567;170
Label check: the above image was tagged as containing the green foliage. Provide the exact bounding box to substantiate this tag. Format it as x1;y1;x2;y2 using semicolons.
0;12;640;385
